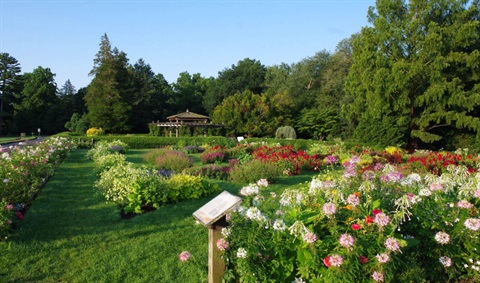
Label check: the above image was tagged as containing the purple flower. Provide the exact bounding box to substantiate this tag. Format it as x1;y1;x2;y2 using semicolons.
385;237;400;252
325;155;338;165
339;233;355;248
303;232;317;244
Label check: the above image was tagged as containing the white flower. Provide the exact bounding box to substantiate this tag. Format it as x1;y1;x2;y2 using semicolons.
434;231;450;245
221;227;231;238
464;218;480;231
439;256;452;267
257;179;269;187
273;219;286;231
292;278;305;283
237;248;247;258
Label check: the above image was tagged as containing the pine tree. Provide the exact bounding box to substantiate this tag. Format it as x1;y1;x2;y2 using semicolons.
344;0;480;149
0;53;21;136
84;34;132;133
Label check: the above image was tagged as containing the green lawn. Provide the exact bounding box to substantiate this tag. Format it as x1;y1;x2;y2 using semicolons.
0;136;37;145
0;149;317;282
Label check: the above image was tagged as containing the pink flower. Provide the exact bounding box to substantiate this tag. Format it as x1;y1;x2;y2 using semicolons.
179;251;191;262
351;223;361;231
385;237;400;252
329;254;343;267
346;193;360;206
374;212;390;227
216;238;229;251
5;204;13;210
457;200;474;209
323;256;332;267
339;233;355;248
434;231;450;245
322;202;337;216
376;253;390;263
372;271;384;282
372;209;382;216
303;232;317;244
430;183;443;191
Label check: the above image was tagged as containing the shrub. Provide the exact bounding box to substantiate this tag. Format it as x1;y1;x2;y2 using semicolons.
165;174;220;203
93;153;127;174
87;140;128;162
275;126;297;139
228;159;281;184
86;127;104;136
143;148;193;172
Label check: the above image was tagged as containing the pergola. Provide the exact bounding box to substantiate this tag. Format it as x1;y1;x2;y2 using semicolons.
152;110;224;137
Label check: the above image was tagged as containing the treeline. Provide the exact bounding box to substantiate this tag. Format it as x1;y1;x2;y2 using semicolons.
1;0;479;150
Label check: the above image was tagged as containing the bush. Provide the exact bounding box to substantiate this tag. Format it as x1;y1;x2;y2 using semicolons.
228;159;281;184
275;126;297;139
165;173;220;202
183;145;205;154
86;127;104;136
143;148;193;172
185;164;231;180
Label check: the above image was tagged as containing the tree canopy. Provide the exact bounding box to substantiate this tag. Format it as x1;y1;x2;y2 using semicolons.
344;0;480;148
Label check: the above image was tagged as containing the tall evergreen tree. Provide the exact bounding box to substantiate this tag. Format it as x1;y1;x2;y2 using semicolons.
169;72;209;116
0;53;21;136
344;0;480;148
84;34;132;133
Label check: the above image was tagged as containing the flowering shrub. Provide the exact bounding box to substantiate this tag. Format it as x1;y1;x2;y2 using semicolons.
183;145;204;154
86;127;104;136
252;145;323;175
0;137;77;239
91;142;218;214
143;148;193;173
406;151;478;175
222;162;480;282
87;140;128;162
200;146;226;164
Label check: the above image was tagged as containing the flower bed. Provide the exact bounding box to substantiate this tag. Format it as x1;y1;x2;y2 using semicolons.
220;154;480;282
0;137;77;239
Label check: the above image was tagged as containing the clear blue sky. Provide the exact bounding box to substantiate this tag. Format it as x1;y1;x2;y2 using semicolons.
1;0;375;89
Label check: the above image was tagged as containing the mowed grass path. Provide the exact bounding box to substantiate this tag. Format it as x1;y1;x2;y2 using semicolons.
0;150;215;283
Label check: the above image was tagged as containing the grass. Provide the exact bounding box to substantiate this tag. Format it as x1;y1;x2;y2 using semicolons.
0;149;319;282
0;136;37;145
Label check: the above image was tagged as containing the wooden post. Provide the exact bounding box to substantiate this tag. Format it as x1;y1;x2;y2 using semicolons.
208;216;227;283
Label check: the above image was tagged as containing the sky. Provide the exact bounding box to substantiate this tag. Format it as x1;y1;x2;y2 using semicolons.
0;0;376;90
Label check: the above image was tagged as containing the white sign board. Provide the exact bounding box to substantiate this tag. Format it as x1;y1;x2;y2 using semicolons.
193;191;242;226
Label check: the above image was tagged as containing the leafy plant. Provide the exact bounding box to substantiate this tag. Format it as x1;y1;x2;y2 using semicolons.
228;159;281;184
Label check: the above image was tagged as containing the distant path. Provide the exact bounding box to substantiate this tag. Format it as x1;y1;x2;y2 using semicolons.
0;136;47;150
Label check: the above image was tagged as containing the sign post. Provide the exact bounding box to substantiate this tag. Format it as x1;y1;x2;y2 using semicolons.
193;191;242;283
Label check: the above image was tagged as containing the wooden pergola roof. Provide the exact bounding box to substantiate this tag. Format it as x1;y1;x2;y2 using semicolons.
151;110;224;136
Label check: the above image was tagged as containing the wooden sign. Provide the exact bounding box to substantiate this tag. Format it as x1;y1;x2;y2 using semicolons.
193;191;242;227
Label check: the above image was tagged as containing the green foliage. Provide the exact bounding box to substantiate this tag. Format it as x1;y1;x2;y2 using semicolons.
13;66;57;134
228;159;281;184
212;90;274;137
85;34;132;133
184;164;230;180
83;135;235;149
65;113;88;134
275;126;297;139
165;173;220;203
344;0;480;149
0;53;21;136
204;58;266;114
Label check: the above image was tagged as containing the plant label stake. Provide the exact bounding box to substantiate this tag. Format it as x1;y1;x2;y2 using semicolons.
193;191;242;283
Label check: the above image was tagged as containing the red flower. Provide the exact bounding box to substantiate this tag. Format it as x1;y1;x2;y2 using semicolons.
15;211;24;220
351;223;362;231
359;255;368;264
365;216;374;224
323;256;332;267
372;209;382;216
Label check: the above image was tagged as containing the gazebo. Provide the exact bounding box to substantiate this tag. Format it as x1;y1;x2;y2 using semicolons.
151;110;224;137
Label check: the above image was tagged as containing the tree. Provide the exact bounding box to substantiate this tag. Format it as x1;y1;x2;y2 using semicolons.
13;66;57;134
212;90;272;137
169;72;209;115
344;0;480;149
0;53;21;136
84;34;132;133
129;58;171;133
203;58;266;114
